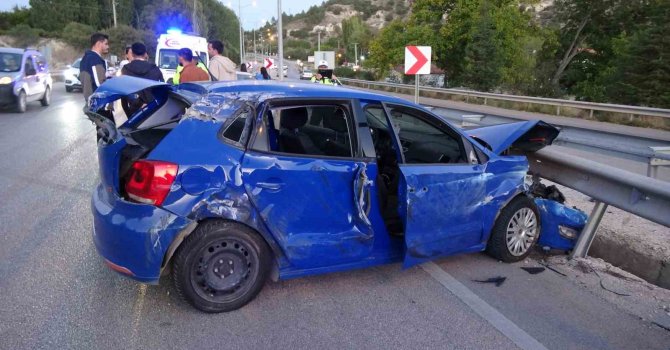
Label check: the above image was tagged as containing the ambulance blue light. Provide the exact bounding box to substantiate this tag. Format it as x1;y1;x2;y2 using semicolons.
167;28;182;35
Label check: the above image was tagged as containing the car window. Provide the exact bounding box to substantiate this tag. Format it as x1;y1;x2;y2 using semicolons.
24;57;35;75
0;52;22;72
221;111;250;145
265;104;355;158
386;105;466;164
72;59;81;69
35;55;48;72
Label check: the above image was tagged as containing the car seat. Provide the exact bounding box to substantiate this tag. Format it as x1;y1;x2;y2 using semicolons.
278;107;321;155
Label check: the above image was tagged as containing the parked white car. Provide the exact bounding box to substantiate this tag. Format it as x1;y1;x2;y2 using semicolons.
64;59;81;92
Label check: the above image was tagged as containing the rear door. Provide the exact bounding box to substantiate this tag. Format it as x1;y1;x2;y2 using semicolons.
382;104;488;267
242;100;377;269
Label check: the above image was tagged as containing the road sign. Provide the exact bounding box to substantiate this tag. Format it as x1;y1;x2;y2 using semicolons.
265;58;275;69
404;46;431;75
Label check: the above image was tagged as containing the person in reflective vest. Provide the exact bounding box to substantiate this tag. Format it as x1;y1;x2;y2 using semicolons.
310;60;336;85
172;50;210;84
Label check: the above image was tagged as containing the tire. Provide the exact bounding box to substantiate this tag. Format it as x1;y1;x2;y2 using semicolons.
173;221;271;313
486;196;540;262
16;90;26;113
40;86;51;106
66;86;73;93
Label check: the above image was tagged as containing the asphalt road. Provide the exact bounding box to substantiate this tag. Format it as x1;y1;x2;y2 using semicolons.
1;82;668;350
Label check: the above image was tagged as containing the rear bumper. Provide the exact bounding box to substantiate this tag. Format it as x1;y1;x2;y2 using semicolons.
91;183;194;284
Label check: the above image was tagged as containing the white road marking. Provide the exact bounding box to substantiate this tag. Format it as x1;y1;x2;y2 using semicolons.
421;262;548;350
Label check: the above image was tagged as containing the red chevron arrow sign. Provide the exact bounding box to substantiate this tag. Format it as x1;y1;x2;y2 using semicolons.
404;46;431;75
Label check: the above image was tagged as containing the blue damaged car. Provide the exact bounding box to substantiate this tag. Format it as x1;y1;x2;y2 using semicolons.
86;76;587;313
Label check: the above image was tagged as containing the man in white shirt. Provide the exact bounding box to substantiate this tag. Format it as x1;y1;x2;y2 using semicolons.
207;40;237;81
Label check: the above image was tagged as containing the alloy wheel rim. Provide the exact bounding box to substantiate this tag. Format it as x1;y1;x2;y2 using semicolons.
505;208;538;256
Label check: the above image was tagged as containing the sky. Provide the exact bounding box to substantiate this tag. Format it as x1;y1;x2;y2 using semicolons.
1;0;326;29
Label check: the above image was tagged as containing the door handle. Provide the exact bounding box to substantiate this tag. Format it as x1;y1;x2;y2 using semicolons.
256;181;284;191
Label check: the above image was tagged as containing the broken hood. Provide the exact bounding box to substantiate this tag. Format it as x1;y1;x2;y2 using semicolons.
465;120;559;155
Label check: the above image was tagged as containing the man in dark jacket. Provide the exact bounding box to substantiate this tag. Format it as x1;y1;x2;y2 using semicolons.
80;33;109;102
120;42;164;116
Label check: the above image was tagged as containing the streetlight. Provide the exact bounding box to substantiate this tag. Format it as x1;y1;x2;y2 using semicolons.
235;0;257;63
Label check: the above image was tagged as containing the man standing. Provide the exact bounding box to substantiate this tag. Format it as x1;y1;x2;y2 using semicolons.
80;33;109;101
207;40;236;81
177;48;210;83
121;42;163;81
120;42;164;116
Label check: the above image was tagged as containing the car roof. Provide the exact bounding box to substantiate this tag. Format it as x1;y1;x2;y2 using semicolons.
198;80;413;106
0;47;30;54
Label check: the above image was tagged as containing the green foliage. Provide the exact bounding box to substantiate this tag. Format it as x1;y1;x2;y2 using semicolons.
0;6;31;32
107;25;146;57
7;24;41;47
61;22;96;50
461;3;501;91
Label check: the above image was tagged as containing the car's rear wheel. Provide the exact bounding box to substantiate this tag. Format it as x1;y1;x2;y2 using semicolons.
486;196;540;262
40;86;51;106
173;221;271;313
16;90;26;113
66;86;73;93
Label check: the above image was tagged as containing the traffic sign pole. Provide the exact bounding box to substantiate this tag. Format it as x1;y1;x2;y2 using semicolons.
415;78;419;104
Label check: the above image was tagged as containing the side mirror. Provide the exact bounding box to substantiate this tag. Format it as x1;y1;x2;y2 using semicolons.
26;68;37;76
66;65;71;69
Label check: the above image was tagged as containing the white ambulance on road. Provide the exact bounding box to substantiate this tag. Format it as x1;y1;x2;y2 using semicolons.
155;29;209;83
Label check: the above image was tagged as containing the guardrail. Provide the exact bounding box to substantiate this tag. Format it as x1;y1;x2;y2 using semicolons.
526;146;670;258
339;78;670;120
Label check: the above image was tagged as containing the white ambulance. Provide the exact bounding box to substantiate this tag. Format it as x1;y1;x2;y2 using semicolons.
155;29;209;83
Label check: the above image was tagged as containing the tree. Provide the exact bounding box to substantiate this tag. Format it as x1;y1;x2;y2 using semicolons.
342;16;371;62
7;24;41;47
604;1;670;108
462;3;501;91
61;22;96;50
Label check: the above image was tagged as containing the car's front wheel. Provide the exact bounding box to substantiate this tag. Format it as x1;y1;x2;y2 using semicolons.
486;196;540;262
65;85;73;93
40;86;51;106
16;90;26;113
173;221;271;313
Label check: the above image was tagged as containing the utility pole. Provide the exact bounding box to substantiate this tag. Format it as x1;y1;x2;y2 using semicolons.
317;31;321;51
253;28;256;61
112;0;117;28
238;0;243;64
354;43;358;66
277;0;284;81
193;0;199;34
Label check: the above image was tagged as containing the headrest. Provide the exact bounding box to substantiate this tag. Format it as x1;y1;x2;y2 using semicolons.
323;108;348;133
280;107;308;130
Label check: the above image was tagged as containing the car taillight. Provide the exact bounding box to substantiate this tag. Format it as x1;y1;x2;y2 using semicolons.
125;160;178;206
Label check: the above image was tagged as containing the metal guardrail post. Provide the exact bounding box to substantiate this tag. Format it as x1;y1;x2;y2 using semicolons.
648;146;670;179
571;201;608;258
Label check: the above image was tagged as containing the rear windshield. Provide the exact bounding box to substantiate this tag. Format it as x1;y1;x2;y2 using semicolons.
158;49;207;70
0;53;22;73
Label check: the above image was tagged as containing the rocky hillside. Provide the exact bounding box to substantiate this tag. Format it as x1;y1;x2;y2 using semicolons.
279;0;555;41
281;0;412;40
